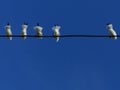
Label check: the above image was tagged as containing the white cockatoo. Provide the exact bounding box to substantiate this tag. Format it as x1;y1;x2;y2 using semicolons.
21;23;28;40
5;23;12;40
52;25;61;42
34;23;43;39
106;23;117;40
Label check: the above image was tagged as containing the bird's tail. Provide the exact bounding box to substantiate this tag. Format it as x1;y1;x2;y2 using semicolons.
38;36;43;39
21;31;27;40
9;37;12;40
56;36;59;42
9;36;12;40
22;36;27;40
7;35;12;40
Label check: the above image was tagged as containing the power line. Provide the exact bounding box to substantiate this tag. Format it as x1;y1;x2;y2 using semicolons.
0;34;118;38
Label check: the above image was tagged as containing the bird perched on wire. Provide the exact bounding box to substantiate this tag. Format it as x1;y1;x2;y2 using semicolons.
52;25;61;42
106;23;117;40
34;23;43;39
5;23;12;40
21;23;28;40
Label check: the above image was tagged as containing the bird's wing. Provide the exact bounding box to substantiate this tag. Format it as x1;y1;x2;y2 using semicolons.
108;29;117;39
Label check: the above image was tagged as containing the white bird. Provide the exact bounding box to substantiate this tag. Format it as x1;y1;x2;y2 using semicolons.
5;23;12;40
34;23;43;39
52;25;61;42
21;23;28;40
106;23;117;40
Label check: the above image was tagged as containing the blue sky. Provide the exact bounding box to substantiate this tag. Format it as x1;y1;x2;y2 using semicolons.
0;0;120;90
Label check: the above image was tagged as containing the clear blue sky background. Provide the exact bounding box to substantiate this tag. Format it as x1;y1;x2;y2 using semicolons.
0;0;120;90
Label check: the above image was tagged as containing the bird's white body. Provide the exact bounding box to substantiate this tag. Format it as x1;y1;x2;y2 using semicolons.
21;24;28;40
52;26;61;42
34;26;43;39
5;25;12;40
106;23;117;40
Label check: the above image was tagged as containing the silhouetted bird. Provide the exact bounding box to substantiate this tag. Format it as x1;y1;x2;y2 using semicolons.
106;23;117;40
21;23;28;40
52;25;61;42
5;23;12;40
34;23;43;39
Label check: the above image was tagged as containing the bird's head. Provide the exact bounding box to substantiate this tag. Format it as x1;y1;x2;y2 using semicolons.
7;22;10;25
24;22;28;25
106;23;112;25
106;23;113;29
37;23;40;26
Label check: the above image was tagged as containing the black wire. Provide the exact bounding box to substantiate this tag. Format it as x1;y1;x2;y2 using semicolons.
0;35;119;38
